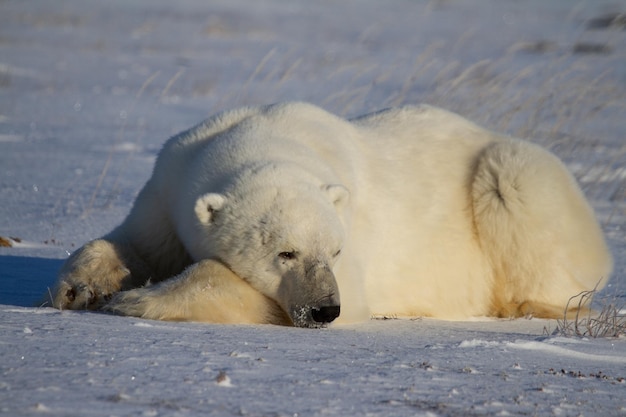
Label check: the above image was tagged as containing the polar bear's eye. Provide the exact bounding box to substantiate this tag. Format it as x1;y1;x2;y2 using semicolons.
333;249;342;257
278;251;296;260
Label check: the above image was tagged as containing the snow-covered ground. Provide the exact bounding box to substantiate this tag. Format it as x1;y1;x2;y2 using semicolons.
1;0;625;415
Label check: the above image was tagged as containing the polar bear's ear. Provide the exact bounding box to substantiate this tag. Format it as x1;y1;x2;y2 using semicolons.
322;184;350;208
195;193;226;225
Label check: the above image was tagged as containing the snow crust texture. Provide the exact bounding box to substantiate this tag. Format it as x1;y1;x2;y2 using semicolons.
2;309;626;417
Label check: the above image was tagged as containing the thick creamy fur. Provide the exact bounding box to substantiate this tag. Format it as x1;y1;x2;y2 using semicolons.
106;260;291;325
50;102;613;324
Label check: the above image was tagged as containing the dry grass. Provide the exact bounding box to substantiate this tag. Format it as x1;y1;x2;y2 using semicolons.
551;289;626;338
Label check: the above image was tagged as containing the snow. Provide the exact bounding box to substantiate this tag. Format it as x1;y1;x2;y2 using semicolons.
2;310;626;416
0;0;625;415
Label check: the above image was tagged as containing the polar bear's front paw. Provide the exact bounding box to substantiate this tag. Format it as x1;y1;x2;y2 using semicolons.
104;286;178;320
54;280;114;310
52;239;133;310
104;289;147;317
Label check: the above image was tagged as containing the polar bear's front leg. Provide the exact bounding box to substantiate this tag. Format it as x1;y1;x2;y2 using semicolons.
104;260;292;326
51;239;151;310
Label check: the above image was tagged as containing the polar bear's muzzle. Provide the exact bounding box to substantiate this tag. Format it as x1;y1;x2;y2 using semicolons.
290;302;341;328
281;262;341;328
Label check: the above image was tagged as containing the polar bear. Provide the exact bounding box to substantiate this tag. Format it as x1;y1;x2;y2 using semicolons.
49;102;613;327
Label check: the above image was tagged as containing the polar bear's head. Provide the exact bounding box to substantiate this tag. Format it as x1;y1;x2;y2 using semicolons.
193;181;349;328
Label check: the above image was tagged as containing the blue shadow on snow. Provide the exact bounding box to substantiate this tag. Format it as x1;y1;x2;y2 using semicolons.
0;256;61;307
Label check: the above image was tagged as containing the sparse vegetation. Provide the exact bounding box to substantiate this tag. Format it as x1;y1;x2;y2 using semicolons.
546;368;625;384
551;289;626;338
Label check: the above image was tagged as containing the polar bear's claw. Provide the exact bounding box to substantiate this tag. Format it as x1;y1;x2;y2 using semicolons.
64;287;75;303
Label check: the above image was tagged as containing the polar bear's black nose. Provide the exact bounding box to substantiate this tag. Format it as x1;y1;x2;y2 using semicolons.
311;305;341;323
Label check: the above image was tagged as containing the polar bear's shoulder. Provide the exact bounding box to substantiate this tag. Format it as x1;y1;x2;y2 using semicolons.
164;102;343;150
164;106;261;151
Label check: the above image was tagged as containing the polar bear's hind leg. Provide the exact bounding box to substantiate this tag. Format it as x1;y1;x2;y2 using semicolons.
471;140;613;318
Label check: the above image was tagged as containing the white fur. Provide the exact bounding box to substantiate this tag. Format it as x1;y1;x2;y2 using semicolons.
105;260;291;325
50;102;613;324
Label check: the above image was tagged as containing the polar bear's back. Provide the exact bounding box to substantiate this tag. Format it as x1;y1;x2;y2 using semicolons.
156;102;492;183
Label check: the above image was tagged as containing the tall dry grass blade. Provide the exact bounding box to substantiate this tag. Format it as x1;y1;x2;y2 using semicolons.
555;284;625;338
